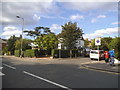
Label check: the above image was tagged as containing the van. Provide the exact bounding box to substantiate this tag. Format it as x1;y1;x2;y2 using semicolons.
90;50;104;60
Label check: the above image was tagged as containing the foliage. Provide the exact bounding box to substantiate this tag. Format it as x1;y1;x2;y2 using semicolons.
24;49;36;57
58;21;83;49
35;33;58;50
15;39;32;51
84;39;90;47
7;35;20;55
101;37;112;50
91;37;112;50
52;49;80;58
108;37;120;60
14;50;20;57
24;26;52;39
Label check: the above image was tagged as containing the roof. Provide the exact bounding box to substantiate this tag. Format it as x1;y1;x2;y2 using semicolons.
0;39;7;44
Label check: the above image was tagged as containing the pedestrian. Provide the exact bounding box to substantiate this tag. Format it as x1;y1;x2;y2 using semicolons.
109;49;115;66
104;51;109;63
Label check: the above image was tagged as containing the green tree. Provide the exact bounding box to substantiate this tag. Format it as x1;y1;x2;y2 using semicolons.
35;33;58;50
15;39;32;51
58;21;83;49
24;26;52;39
101;37;112;50
91;37;112;50
108;37;120;60
84;39;90;47
7;35;20;55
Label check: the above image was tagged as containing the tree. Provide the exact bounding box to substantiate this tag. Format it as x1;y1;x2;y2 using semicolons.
15;39;32;51
7;35;20;55
91;37;112;50
101;37;112;50
24;26;52;39
35;33;58;50
84;39;90;47
108;37;120;60
58;21;83;49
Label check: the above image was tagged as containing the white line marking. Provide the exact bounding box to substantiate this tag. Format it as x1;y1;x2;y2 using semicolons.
3;63;16;70
23;71;72;90
0;72;4;76
0;67;3;69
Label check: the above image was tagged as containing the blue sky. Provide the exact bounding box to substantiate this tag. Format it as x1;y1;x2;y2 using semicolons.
0;0;119;40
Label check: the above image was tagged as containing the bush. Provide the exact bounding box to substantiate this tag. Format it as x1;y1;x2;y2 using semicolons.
24;49;36;57
52;49;79;58
15;50;20;57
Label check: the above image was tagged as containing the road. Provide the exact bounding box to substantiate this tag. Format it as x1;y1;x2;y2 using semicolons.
1;56;119;89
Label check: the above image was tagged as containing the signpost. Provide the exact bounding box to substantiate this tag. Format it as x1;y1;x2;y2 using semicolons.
58;43;62;58
95;37;101;61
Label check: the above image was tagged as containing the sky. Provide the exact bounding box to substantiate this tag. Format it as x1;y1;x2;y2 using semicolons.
0;0;119;40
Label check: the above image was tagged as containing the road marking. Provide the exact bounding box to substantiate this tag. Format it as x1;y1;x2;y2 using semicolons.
80;66;120;75
3;63;16;70
0;67;3;69
0;72;4;76
0;67;4;76
23;71;72;90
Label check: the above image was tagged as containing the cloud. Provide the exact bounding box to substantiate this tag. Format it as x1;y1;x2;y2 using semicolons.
1;26;22;39
33;14;40;21
91;18;97;23
70;14;84;20
97;15;106;18
111;21;120;25
1;1;59;25
50;24;62;34
91;15;106;23
61;2;118;12
83;27;118;39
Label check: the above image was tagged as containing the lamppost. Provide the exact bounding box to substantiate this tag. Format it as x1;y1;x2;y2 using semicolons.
16;15;24;58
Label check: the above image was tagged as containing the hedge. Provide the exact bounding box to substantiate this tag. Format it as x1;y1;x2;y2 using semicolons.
24;49;39;57
52;49;80;58
15;50;20;57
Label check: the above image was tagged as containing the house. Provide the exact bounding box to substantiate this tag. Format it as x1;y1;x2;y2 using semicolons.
58;37;84;49
0;38;7;50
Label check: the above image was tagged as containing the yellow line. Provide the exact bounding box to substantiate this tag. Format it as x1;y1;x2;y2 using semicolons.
80;66;120;75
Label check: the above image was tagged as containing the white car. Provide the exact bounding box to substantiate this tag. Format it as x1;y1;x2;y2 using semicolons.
90;50;105;60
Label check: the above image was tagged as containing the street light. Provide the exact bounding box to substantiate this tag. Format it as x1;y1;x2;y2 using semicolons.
16;15;24;58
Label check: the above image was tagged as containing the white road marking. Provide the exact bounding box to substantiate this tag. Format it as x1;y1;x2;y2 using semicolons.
23;71;72;90
0;67;3;69
0;72;4;76
3;63;16;70
0;67;4;76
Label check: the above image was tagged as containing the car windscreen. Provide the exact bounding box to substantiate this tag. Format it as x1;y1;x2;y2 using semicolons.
90;51;98;54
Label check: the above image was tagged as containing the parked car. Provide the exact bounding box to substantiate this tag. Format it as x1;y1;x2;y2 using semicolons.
84;47;91;57
90;50;105;60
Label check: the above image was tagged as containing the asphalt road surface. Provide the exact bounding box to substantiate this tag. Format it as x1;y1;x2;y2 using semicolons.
1;56;119;89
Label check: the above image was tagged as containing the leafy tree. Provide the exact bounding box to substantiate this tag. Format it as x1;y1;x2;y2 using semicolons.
7;35;20;55
24;26;52;39
15;39;32;51
84;39;90;47
91;37;112;50
108;37;120;60
101;37;112;50
35;33;58;50
58;21;83;49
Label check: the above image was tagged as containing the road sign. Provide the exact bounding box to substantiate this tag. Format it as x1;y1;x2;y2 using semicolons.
58;43;62;49
95;37;101;45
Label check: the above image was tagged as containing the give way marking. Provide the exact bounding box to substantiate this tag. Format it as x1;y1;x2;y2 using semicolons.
0;67;4;76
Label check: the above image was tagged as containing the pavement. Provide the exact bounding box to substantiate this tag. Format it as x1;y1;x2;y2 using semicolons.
82;62;120;73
